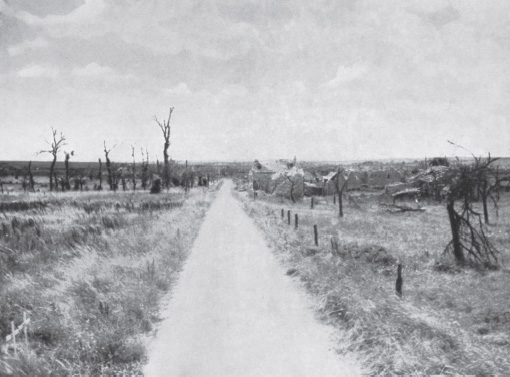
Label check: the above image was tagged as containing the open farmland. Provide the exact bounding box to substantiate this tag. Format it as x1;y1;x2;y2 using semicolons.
0;185;219;375
234;182;510;374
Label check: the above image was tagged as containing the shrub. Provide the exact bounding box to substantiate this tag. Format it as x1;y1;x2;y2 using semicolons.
150;179;162;194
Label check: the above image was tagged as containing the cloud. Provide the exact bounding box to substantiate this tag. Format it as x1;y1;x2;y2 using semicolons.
17;64;58;78
7;37;48;56
16;0;105;27
71;62;115;76
321;63;368;88
164;83;192;96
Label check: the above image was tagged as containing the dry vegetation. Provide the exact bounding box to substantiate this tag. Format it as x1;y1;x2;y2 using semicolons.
0;185;219;375
235;186;510;374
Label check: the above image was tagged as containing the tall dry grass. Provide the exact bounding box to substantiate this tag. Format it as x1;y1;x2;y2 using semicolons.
0;186;218;375
235;188;510;374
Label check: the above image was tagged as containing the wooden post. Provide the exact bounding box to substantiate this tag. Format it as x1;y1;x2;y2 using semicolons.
295;214;298;229
281;208;284;219
287;210;291;225
311;197;314;209
314;224;318;246
23;311;28;344
396;264;403;297
11;321;16;356
333;194;336;205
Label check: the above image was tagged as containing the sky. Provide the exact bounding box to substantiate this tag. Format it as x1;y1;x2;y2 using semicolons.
0;0;509;163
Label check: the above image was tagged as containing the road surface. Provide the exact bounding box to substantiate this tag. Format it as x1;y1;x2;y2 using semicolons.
144;181;362;376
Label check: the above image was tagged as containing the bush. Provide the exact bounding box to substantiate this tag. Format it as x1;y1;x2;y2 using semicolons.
150;179;162;194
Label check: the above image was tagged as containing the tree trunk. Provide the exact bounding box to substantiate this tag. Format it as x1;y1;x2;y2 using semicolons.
65;155;70;190
49;157;56;191
481;180;489;224
28;161;35;192
338;192;343;217
447;201;464;264
97;158;103;190
163;141;170;189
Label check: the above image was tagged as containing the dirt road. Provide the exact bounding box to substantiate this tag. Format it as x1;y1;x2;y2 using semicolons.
144;182;362;376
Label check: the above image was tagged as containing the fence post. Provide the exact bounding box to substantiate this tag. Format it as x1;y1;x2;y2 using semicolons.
311;197;314;209
314;224;318;246
333;194;336;205
11;321;16;356
23;311;28;344
396;264;403;297
281;208;284;219
295;214;298;229
287;210;291;225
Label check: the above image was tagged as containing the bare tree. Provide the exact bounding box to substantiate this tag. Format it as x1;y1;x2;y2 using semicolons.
476;159;509;224
441;156;500;265
286;175;298;203
140;148;150;190
27;161;35;192
64;151;74;191
97;158;103;190
103;141;116;191
73;174;86;191
154;107;174;189
334;168;350;217
120;168;127;191
131;145;137;192
39;128;66;191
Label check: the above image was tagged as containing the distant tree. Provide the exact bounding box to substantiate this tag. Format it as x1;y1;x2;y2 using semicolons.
476;158;509;224
286;175;298;203
334;168;350;217
150;178;162;194
131;145;137;192
27;161;35;192
120;168;127;191
103;142;116;191
73;174;86;191
154;107;174;189
97;158;103;190
63;151;74;191
40;128;66;191
140;148;150;190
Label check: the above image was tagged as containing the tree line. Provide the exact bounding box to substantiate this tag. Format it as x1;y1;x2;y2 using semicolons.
11;107;214;194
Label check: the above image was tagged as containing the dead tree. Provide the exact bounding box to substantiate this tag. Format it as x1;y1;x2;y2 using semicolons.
442;157;501;265
121;176;127;191
103;142;116;191
39;128;66;191
334;168;350;217
97;158;103;190
154;107;174;189
140;148;150;190
73;174;86;191
131;145;137;192
477;159;509;224
286;175;298;203
27;161;35;192
64;151;74;191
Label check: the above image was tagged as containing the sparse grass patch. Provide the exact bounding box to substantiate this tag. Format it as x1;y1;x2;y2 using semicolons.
235;189;510;374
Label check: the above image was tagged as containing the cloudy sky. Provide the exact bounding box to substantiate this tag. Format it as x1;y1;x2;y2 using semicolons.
0;0;509;162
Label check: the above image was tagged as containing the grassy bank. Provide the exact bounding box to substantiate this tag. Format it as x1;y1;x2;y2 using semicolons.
234;187;510;374
0;185;219;375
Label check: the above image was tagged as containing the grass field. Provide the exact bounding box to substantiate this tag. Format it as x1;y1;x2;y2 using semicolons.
0;185;219;375
235;186;510;374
